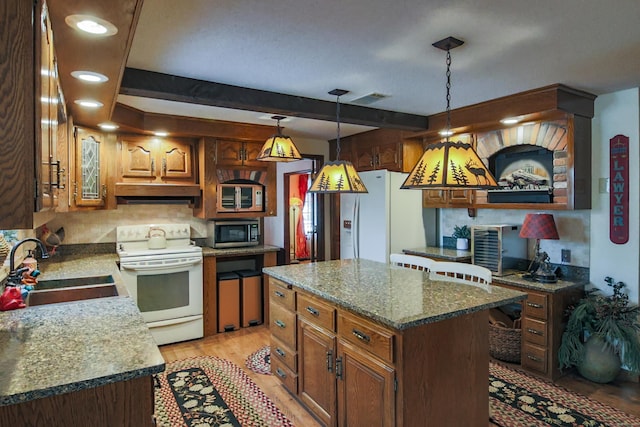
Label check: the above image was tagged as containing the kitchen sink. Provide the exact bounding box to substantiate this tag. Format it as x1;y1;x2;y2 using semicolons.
35;275;115;290
26;274;118;307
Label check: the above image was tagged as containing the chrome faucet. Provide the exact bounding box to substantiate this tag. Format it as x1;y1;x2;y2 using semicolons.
7;238;49;285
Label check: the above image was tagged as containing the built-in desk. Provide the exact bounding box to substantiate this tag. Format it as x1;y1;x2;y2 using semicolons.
201;245;280;336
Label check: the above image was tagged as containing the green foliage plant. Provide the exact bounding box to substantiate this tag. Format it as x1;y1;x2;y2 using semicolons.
558;277;640;373
452;225;470;239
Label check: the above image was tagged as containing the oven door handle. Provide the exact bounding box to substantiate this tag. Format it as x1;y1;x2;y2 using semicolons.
120;258;202;271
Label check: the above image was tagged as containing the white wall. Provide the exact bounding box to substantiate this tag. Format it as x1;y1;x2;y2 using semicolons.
590;88;640;303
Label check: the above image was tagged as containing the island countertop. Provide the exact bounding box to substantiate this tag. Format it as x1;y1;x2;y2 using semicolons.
0;254;165;406
263;259;526;330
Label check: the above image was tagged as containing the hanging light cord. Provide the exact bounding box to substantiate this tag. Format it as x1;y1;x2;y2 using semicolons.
445;48;452;143
335;94;342;160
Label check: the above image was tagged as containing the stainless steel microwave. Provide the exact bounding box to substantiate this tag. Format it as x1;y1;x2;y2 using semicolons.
216;183;264;213
207;219;260;248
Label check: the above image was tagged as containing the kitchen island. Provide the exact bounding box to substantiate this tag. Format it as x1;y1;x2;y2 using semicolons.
0;255;164;426
264;259;526;427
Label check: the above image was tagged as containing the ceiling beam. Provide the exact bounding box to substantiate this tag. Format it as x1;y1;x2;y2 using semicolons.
120;68;428;131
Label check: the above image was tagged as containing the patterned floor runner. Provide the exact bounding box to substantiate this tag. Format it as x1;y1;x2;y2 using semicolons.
490;362;640;426
246;346;639;426
155;356;294;427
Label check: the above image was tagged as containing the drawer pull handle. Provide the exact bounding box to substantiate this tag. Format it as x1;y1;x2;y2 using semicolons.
352;329;371;343
276;368;287;378
336;357;343;380
275;347;286;357
527;328;543;336
274;291;285;298
306;306;320;316
326;350;333;372
527;354;543;362
527;302;543;309
275;320;286;328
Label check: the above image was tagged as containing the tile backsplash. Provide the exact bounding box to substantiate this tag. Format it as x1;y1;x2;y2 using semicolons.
440;208;590;268
44;205;209;245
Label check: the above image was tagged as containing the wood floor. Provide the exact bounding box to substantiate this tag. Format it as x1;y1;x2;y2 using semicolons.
159;325;640;427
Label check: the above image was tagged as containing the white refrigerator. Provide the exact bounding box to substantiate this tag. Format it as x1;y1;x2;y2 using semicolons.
340;170;436;263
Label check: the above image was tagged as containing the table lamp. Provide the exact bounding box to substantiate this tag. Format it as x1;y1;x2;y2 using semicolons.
519;213;560;283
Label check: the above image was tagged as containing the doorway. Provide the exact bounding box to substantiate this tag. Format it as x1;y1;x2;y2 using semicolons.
283;154;325;264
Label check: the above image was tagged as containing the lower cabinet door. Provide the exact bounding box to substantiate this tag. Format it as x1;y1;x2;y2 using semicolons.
337;340;395;427
298;319;337;426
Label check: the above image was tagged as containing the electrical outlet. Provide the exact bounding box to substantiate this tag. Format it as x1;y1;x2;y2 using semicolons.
561;249;571;263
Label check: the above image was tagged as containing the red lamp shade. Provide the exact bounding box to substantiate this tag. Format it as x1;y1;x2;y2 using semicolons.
519;213;559;240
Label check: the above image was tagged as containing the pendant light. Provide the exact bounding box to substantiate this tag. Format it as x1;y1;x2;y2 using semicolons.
401;37;498;189
257;115;303;161
309;89;368;193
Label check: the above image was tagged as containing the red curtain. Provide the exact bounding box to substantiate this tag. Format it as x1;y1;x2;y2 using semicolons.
294;174;310;260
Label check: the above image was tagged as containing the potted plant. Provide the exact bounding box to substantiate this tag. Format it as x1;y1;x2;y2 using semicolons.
558;276;640;383
452;225;471;250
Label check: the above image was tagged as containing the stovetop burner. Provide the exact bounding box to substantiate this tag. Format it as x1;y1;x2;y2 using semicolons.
116;223;202;258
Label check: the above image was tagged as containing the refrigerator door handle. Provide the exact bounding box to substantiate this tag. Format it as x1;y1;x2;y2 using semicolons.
353;195;360;258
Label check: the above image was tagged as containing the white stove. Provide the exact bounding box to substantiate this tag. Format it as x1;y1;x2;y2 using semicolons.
117;224;203;346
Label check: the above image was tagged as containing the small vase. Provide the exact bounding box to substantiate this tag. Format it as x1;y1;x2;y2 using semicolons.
456;238;469;250
577;335;621;383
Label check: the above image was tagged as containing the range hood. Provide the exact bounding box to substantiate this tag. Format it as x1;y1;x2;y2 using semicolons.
115;183;201;205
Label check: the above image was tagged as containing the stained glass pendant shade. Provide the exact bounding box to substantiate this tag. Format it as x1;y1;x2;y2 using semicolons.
309;89;368;193
401;36;498;190
257;115;302;162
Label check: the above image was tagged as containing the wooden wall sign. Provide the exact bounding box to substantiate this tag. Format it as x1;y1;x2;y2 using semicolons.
610;135;629;244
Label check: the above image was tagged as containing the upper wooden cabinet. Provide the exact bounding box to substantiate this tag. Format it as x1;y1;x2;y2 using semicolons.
332;129;423;173
118;136;195;182
215;139;265;168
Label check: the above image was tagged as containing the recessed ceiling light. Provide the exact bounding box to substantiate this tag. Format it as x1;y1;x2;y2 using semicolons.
500;117;520;125
99;123;119;131
65;14;118;36
74;99;103;108
71;70;108;83
439;130;454;137
154;131;168;137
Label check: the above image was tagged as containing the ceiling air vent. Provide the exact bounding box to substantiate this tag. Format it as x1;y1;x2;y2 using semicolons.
351;92;388;105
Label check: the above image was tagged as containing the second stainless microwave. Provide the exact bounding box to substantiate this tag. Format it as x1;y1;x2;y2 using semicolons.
216;183;264;213
207;219;260;248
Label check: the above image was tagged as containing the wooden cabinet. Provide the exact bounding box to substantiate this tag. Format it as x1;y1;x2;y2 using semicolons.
269;278;298;395
333;129;422;173
195;137;277;219
118;136;195;182
0;375;155;427
215;139;264;167
71;127;115;209
493;279;583;381
422;188;473;208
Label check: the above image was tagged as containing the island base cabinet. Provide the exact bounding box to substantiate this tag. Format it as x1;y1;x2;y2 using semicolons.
298;319;337;426
0;375;154;427
337;339;395;427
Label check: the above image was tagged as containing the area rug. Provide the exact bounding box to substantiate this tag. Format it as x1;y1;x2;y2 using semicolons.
246;346;271;375
154;356;293;427
489;362;640;426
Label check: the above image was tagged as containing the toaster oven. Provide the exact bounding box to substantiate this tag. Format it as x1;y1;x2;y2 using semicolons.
471;224;527;275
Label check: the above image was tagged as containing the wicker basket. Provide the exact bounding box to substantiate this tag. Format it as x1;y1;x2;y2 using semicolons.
489;317;521;363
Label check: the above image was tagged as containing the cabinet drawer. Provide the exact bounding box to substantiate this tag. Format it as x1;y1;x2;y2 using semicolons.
270;303;296;350
522;317;548;347
523;292;548;320
338;311;394;364
297;293;336;332
271;356;298;395
270;279;296;311
271;336;297;373
522;343;548;375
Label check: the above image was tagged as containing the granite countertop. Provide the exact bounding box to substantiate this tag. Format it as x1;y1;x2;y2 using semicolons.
493;270;587;293
0;254;165;406
403;247;472;262
202;244;281;257
263;259;526;331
